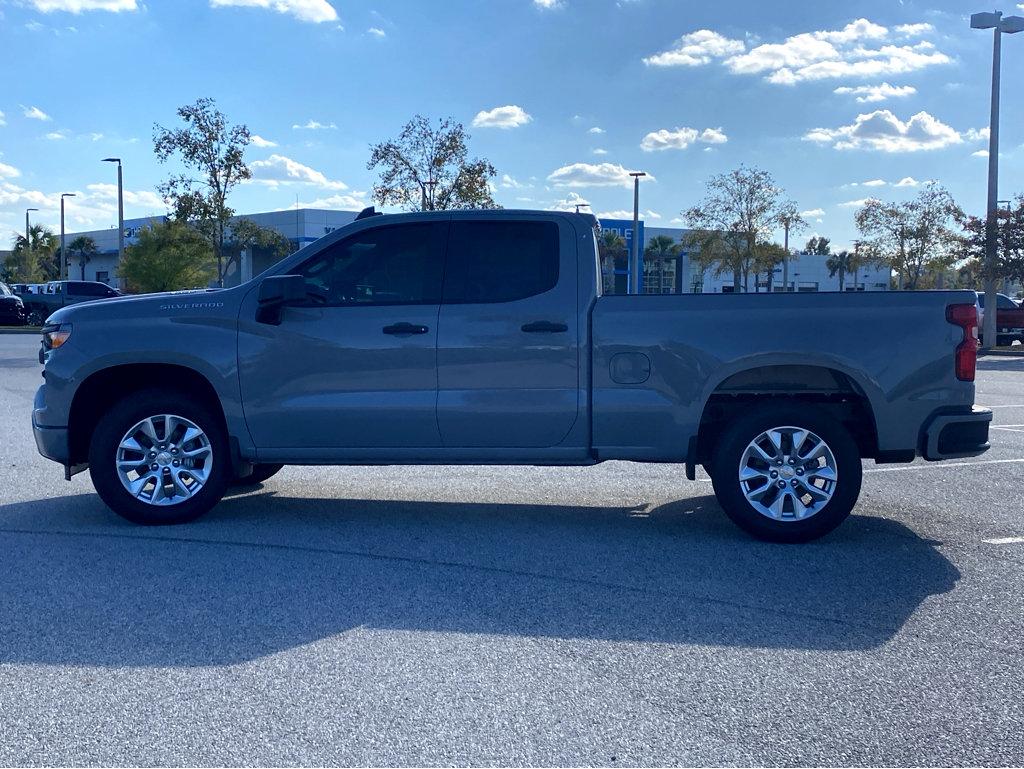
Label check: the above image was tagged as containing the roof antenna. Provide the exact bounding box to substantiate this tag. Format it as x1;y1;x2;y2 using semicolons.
355;206;382;220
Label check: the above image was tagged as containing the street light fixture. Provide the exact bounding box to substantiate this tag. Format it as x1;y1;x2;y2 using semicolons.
629;171;646;294
60;193;76;282
102;157;124;265
970;9;1023;348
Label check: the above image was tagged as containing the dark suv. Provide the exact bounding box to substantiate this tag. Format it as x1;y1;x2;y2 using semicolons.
0;282;27;325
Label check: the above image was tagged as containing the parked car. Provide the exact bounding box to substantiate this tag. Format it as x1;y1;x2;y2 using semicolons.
21;280;121;325
0;282;27;325
977;291;1024;346
32;209;991;542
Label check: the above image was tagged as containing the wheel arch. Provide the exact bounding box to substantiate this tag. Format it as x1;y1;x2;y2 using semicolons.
67;363;230;467
694;362;883;467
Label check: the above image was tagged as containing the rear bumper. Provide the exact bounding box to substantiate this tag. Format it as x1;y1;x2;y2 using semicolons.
921;406;992;461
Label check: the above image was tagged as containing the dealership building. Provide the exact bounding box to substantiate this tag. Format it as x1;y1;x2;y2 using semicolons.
64;209;890;294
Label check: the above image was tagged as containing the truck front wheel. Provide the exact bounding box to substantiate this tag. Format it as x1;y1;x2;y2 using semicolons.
709;405;862;543
88;389;231;525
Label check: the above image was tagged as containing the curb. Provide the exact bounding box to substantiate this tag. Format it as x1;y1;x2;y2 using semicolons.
980;349;1024;358
0;327;41;335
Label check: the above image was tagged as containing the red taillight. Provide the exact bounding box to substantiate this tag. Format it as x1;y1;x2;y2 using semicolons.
946;303;978;382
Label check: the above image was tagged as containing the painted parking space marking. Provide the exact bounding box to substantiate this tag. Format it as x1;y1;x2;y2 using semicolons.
982;536;1024;545
865;458;1024;474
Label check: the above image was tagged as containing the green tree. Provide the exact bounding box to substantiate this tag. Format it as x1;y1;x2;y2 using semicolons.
855;183;961;289
752;241;788;291
118;220;216;293
684;165;784;291
154;97;283;287
368;115;498;211
956;194;1024;287
644;234;679;293
5;224;59;282
68;235;98;281
805;236;831;255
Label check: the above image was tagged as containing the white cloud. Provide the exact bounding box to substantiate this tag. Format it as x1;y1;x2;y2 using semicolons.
643;29;745;67
800;208;825;217
28;0;137;11
839;198;872;208
894;23;934;37
588;126;605;134
44;130;67;140
0;111;6;127
596;210;634;219
85;183;164;209
972;149;988;158
648;19;950;85
895;176;920;187
500;174;531;189
860;179;887;187
833;82;916;103
640;126;727;151
645;209;662;219
367;26;385;37
209;0;338;23
250;134;278;148
804;110;961;152
249;154;348;189
533;0;563;9
298;193;368;210
88;132;103;141
670;217;685;225
592;148;608;155
22;105;52;121
546;192;590;211
472;105;532;129
0;162;21;179
965;126;990;142
292;119;337;130
547;162;653;188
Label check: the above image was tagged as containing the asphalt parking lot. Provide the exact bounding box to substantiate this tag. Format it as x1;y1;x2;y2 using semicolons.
1;334;1022;767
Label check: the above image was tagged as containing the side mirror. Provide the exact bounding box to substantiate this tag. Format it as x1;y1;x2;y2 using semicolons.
257;274;307;325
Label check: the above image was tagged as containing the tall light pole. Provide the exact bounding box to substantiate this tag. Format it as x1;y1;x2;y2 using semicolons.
60;193;76;282
25;207;38;263
971;10;1023;347
102;157;124;265
628;171;646;294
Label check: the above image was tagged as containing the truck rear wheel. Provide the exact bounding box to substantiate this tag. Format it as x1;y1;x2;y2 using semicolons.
709;404;862;543
88;389;230;525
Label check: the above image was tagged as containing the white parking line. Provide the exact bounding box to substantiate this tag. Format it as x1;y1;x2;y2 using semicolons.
992;426;1024;433
865;458;1024;473
982;536;1024;545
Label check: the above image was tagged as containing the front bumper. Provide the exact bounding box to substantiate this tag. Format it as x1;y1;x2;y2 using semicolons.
921;406;992;461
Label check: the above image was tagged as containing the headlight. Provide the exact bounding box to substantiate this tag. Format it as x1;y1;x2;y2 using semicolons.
42;323;72;350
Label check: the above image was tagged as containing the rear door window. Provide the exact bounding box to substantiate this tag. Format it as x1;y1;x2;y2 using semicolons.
442;220;559;304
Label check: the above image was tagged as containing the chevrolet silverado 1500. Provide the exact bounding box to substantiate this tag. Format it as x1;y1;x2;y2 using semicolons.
33;210;991;542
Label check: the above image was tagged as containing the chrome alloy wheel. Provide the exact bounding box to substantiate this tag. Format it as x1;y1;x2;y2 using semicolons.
738;425;838;521
115;414;213;506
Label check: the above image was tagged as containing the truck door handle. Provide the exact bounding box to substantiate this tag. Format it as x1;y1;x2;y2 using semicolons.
521;321;568;333
383;322;429;335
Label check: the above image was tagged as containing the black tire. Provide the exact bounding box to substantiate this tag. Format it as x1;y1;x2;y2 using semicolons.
26;308;44;326
710;403;862;543
88;388;230;525
231;463;284;486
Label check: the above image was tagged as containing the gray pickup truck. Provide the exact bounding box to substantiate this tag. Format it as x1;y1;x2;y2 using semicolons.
32;210;991;542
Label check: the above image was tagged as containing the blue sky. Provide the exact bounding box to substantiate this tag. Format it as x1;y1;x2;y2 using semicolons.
1;0;1022;250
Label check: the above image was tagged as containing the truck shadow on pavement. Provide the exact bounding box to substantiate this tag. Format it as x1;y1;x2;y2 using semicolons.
0;490;959;667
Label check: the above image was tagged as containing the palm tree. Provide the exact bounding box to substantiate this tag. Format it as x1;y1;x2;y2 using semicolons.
598;231;627;293
826;250;855;291
644;235;678;294
68;236;98;281
7;224;59;283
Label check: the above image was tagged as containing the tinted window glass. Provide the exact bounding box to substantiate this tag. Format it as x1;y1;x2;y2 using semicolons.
0;283;10;296
997;294;1017;309
296;222;447;306
71;282;107;296
443;220;559;304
